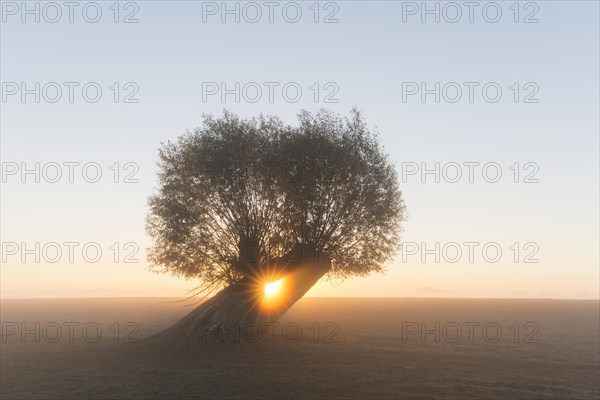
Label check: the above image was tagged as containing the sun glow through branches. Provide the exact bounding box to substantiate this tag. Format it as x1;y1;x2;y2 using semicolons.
264;278;284;298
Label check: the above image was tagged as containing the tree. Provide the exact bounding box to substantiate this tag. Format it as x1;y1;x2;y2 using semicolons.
146;109;405;344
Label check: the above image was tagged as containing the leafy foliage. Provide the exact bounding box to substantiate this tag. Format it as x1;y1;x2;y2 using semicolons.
146;109;405;286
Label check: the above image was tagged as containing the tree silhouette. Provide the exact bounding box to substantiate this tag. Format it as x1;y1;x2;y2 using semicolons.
146;109;405;343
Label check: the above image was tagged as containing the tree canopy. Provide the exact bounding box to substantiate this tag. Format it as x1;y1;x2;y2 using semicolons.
146;109;405;289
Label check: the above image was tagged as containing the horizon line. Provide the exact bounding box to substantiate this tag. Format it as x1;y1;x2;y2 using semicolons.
1;296;598;301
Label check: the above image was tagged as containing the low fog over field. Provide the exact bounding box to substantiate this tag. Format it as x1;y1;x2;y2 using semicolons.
1;297;598;399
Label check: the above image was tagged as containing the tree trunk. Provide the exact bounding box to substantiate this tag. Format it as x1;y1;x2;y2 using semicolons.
148;246;331;345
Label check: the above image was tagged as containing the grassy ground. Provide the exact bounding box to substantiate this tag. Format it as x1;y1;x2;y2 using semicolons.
1;297;598;399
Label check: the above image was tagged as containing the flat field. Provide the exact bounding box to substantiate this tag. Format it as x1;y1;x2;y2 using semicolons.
1;298;598;399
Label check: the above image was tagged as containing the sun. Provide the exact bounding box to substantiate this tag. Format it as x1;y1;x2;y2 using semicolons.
264;278;284;298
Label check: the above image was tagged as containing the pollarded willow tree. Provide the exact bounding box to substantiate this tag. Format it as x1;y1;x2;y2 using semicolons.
146;109;405;343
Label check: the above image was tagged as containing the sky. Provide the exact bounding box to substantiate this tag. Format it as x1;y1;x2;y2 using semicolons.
1;0;598;299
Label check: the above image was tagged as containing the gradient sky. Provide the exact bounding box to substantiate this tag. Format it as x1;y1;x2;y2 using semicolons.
1;1;598;298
